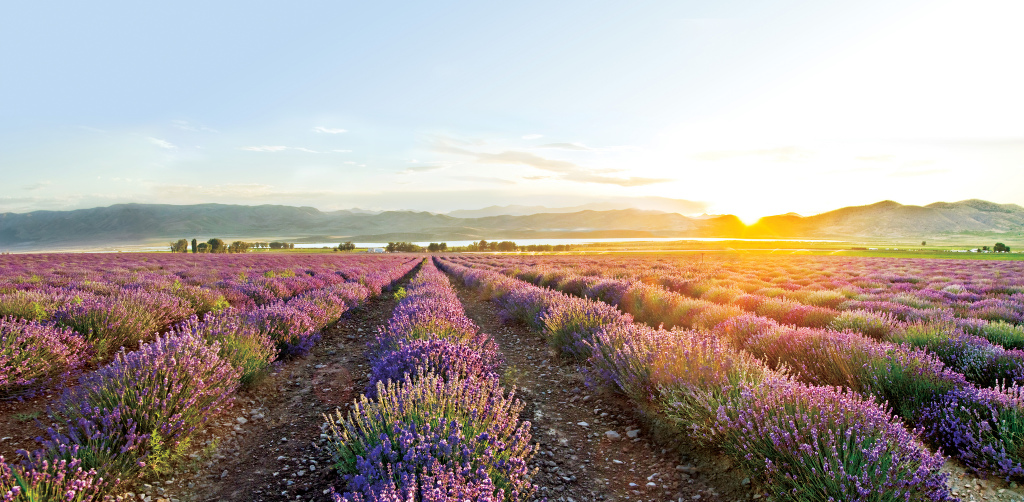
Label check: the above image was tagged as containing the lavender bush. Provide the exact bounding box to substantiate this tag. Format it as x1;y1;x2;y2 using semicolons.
170;311;278;386
365;338;502;396
243;303;319;358
53;289;191;359
0;451;106;502
539;297;629;359
332;457;502;502
697;381;951;501
918;385;1024;479
47;333;239;479
0;317;90;397
324;371;537;501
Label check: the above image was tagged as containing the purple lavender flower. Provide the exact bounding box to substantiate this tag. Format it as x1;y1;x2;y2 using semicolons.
365;338;502;396
324;371;538;502
47;332;239;479
0;317;90;397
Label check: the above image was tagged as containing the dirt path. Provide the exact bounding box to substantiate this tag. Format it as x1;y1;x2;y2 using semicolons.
447;274;752;502
158;278;412;502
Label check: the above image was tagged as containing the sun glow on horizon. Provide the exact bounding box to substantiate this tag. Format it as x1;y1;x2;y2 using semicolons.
735;213;763;226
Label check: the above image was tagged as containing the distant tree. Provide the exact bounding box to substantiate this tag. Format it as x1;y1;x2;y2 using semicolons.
921;241;927;246
170;239;189;253
477;240;488;251
386;241;422;252
982;246;990;252
995;242;1011;252
207;238;226;253
191;238;198;254
228;241;251;253
269;241;284;249
338;241;355;251
439;242;447;251
496;241;517;252
288;243;294;249
197;242;210;253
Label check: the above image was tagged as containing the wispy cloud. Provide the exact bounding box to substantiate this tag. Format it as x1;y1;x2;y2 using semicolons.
855;154;895;162
399;164;447;175
314;126;347;134
889;168;949;178
147;137;176;149
239;145;322;153
521;134;543;140
537;142;591;151
171;120;218;133
450;175;516;185
22;181;51;191
693;146;812;162
435;141;669;187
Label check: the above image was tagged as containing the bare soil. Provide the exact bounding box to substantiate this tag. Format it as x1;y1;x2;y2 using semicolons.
0;394;51;460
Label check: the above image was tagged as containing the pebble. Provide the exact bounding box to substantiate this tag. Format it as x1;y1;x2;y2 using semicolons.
220;470;228;479
626;429;639;439
604;431;621;440
236;417;248;425
577;422;589;427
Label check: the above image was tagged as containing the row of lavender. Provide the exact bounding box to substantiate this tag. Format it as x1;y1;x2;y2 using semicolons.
462;255;1024;393
453;255;1024;480
0;254;418;501
322;258;539;501
498;254;1024;335
436;257;955;501
0;254;417;397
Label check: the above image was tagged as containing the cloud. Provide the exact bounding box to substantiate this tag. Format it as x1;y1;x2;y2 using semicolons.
147;137;176;149
332;149;353;153
523;175;552;180
522;134;544;140
22;181;51;191
693;146;812;162
171;120;218;133
537;142;591;151
855;155;895;162
314;126;347;134
434;141;670;187
399;165;446;175
239;145;321;153
449;176;516;185
889;168;948;178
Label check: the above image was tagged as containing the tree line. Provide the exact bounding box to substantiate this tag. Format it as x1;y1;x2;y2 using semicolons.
169;239;295;253
379;240;575;253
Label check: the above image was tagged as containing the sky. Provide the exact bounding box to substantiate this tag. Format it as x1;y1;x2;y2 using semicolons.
2;0;1023;223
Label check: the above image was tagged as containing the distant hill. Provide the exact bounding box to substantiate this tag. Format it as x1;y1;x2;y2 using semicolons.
747;199;1024;238
446;196;709;218
0;199;1022;251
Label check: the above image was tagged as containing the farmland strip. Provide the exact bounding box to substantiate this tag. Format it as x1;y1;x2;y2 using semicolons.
437;257;953;501
447;256;1024;480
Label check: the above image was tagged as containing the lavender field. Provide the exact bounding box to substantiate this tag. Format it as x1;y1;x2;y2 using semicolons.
2;252;1024;501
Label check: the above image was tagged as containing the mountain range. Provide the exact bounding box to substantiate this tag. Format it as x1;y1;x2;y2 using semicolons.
1;199;1022;251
